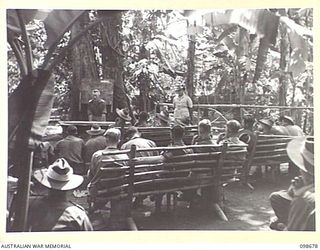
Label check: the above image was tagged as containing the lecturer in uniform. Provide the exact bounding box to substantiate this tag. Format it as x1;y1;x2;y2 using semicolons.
88;89;107;121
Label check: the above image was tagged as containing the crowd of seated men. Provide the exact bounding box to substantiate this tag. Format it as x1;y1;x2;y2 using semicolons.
7;108;313;232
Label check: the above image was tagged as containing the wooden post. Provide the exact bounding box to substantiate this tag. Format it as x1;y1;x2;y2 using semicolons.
10;70;51;231
11;151;33;231
186;21;196;103
279;24;288;107
126;144;137;230
211;142;228;221
154;103;158;126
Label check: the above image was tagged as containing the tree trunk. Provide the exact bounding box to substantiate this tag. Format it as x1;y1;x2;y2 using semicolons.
279;24;288;106
186;37;196;101
252;36;269;84
99;11;128;119
70;14;98;120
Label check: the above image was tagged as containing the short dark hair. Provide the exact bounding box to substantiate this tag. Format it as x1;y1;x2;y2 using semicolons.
226;120;241;134
67;125;77;135
198;119;211;134
125;126;140;140
171;125;184;139
105;128;121;143
243;115;255;127
138;111;149;121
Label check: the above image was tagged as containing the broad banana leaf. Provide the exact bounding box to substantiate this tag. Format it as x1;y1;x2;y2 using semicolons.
230;9;279;45
202;10;232;26
203;9;279;45
280;16;312;60
288;48;306;78
29;76;55;145
43;10;85;49
8;70;54;147
252;37;269;83
7;9;38;35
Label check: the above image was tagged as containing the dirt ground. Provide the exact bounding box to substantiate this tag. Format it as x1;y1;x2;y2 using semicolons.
70;169;291;231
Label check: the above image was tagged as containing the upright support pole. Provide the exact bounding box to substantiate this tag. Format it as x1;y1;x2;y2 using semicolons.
11;151;33;231
212;142;228;221
186;21;196;103
9;70;51;231
126;144;137;230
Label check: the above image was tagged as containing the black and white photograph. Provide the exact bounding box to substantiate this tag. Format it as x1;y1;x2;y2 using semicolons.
2;4;318;248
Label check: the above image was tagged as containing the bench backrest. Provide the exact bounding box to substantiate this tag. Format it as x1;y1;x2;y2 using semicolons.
248;134;295;167
131;148;222;197
137;127;198;146
88;142;247;213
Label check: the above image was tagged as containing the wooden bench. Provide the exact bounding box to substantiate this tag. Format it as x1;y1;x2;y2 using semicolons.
137;126;198;146
244;134;299;187
87;143;247;230
58;121;199;146
58;121;223;146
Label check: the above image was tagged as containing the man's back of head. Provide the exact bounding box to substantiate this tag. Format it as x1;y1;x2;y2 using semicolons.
125;126;140;141
243;115;255;130
171;125;184;141
67;125;78;136
226;120;241;135
198;119;211;136
105;128;121;145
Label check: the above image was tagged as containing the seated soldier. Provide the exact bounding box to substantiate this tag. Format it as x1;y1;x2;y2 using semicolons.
238;114;256;153
162;125;193;159
88;128;128;183
134;125;193;164
88;128;129;230
279;115;304;136
192;119;217;152
54;125;85;175
189;119;217;206
257;118;287;135
269;137;314;231
136;125;194;208
217;119;246;147
134;111;150;127
121;126;157;207
27;158;93;231
155;107;172;127
279;115;304;177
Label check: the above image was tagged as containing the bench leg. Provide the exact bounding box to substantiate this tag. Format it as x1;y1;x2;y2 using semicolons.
173;193;177;210
126;217;138;231
271;165;280;183
241;182;255;190
166;193;171;212
155;195;163;214
212;203;228;221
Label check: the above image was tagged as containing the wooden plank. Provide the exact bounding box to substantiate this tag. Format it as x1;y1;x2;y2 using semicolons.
133;175;214;186
97;184;128;195
257;138;292;144
252;155;289;165
254;148;287;156
132;182;217;197
94;193;128;201
133;168;214;178
255;143;288;151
